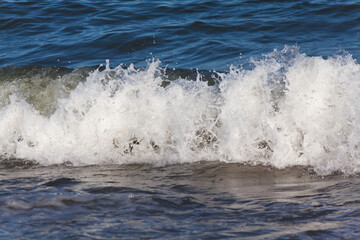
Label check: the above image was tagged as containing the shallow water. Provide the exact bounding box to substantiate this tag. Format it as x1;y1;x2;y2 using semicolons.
0;162;359;239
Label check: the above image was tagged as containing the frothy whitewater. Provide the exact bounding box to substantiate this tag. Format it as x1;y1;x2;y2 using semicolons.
1;47;360;175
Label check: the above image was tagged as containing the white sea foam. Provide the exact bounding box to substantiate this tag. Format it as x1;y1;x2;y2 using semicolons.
0;46;360;175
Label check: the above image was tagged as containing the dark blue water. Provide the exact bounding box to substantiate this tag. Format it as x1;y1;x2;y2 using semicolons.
1;0;360;239
1;0;360;70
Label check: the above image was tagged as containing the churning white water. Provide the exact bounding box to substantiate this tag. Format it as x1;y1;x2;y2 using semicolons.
0;47;359;175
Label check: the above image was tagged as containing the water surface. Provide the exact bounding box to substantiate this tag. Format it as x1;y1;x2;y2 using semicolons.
1;162;359;239
1;0;360;239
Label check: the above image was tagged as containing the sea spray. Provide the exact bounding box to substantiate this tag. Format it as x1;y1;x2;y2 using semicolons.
0;47;360;175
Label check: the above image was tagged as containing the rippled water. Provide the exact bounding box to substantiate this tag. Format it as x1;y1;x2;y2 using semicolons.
1;0;360;69
1;163;359;239
1;0;360;239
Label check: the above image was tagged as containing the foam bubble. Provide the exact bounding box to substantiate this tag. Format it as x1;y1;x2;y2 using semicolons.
0;46;360;175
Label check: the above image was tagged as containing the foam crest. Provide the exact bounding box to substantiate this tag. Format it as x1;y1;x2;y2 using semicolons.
218;48;360;174
0;60;219;166
0;47;360;175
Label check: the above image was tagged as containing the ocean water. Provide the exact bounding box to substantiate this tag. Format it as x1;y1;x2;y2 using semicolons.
1;0;360;239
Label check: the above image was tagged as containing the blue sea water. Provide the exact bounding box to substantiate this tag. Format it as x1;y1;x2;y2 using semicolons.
1;0;360;239
2;0;360;69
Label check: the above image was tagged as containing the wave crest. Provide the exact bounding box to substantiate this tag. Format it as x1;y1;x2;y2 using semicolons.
0;46;359;175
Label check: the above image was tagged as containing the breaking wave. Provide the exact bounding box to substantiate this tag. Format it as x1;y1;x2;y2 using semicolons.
1;46;360;175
